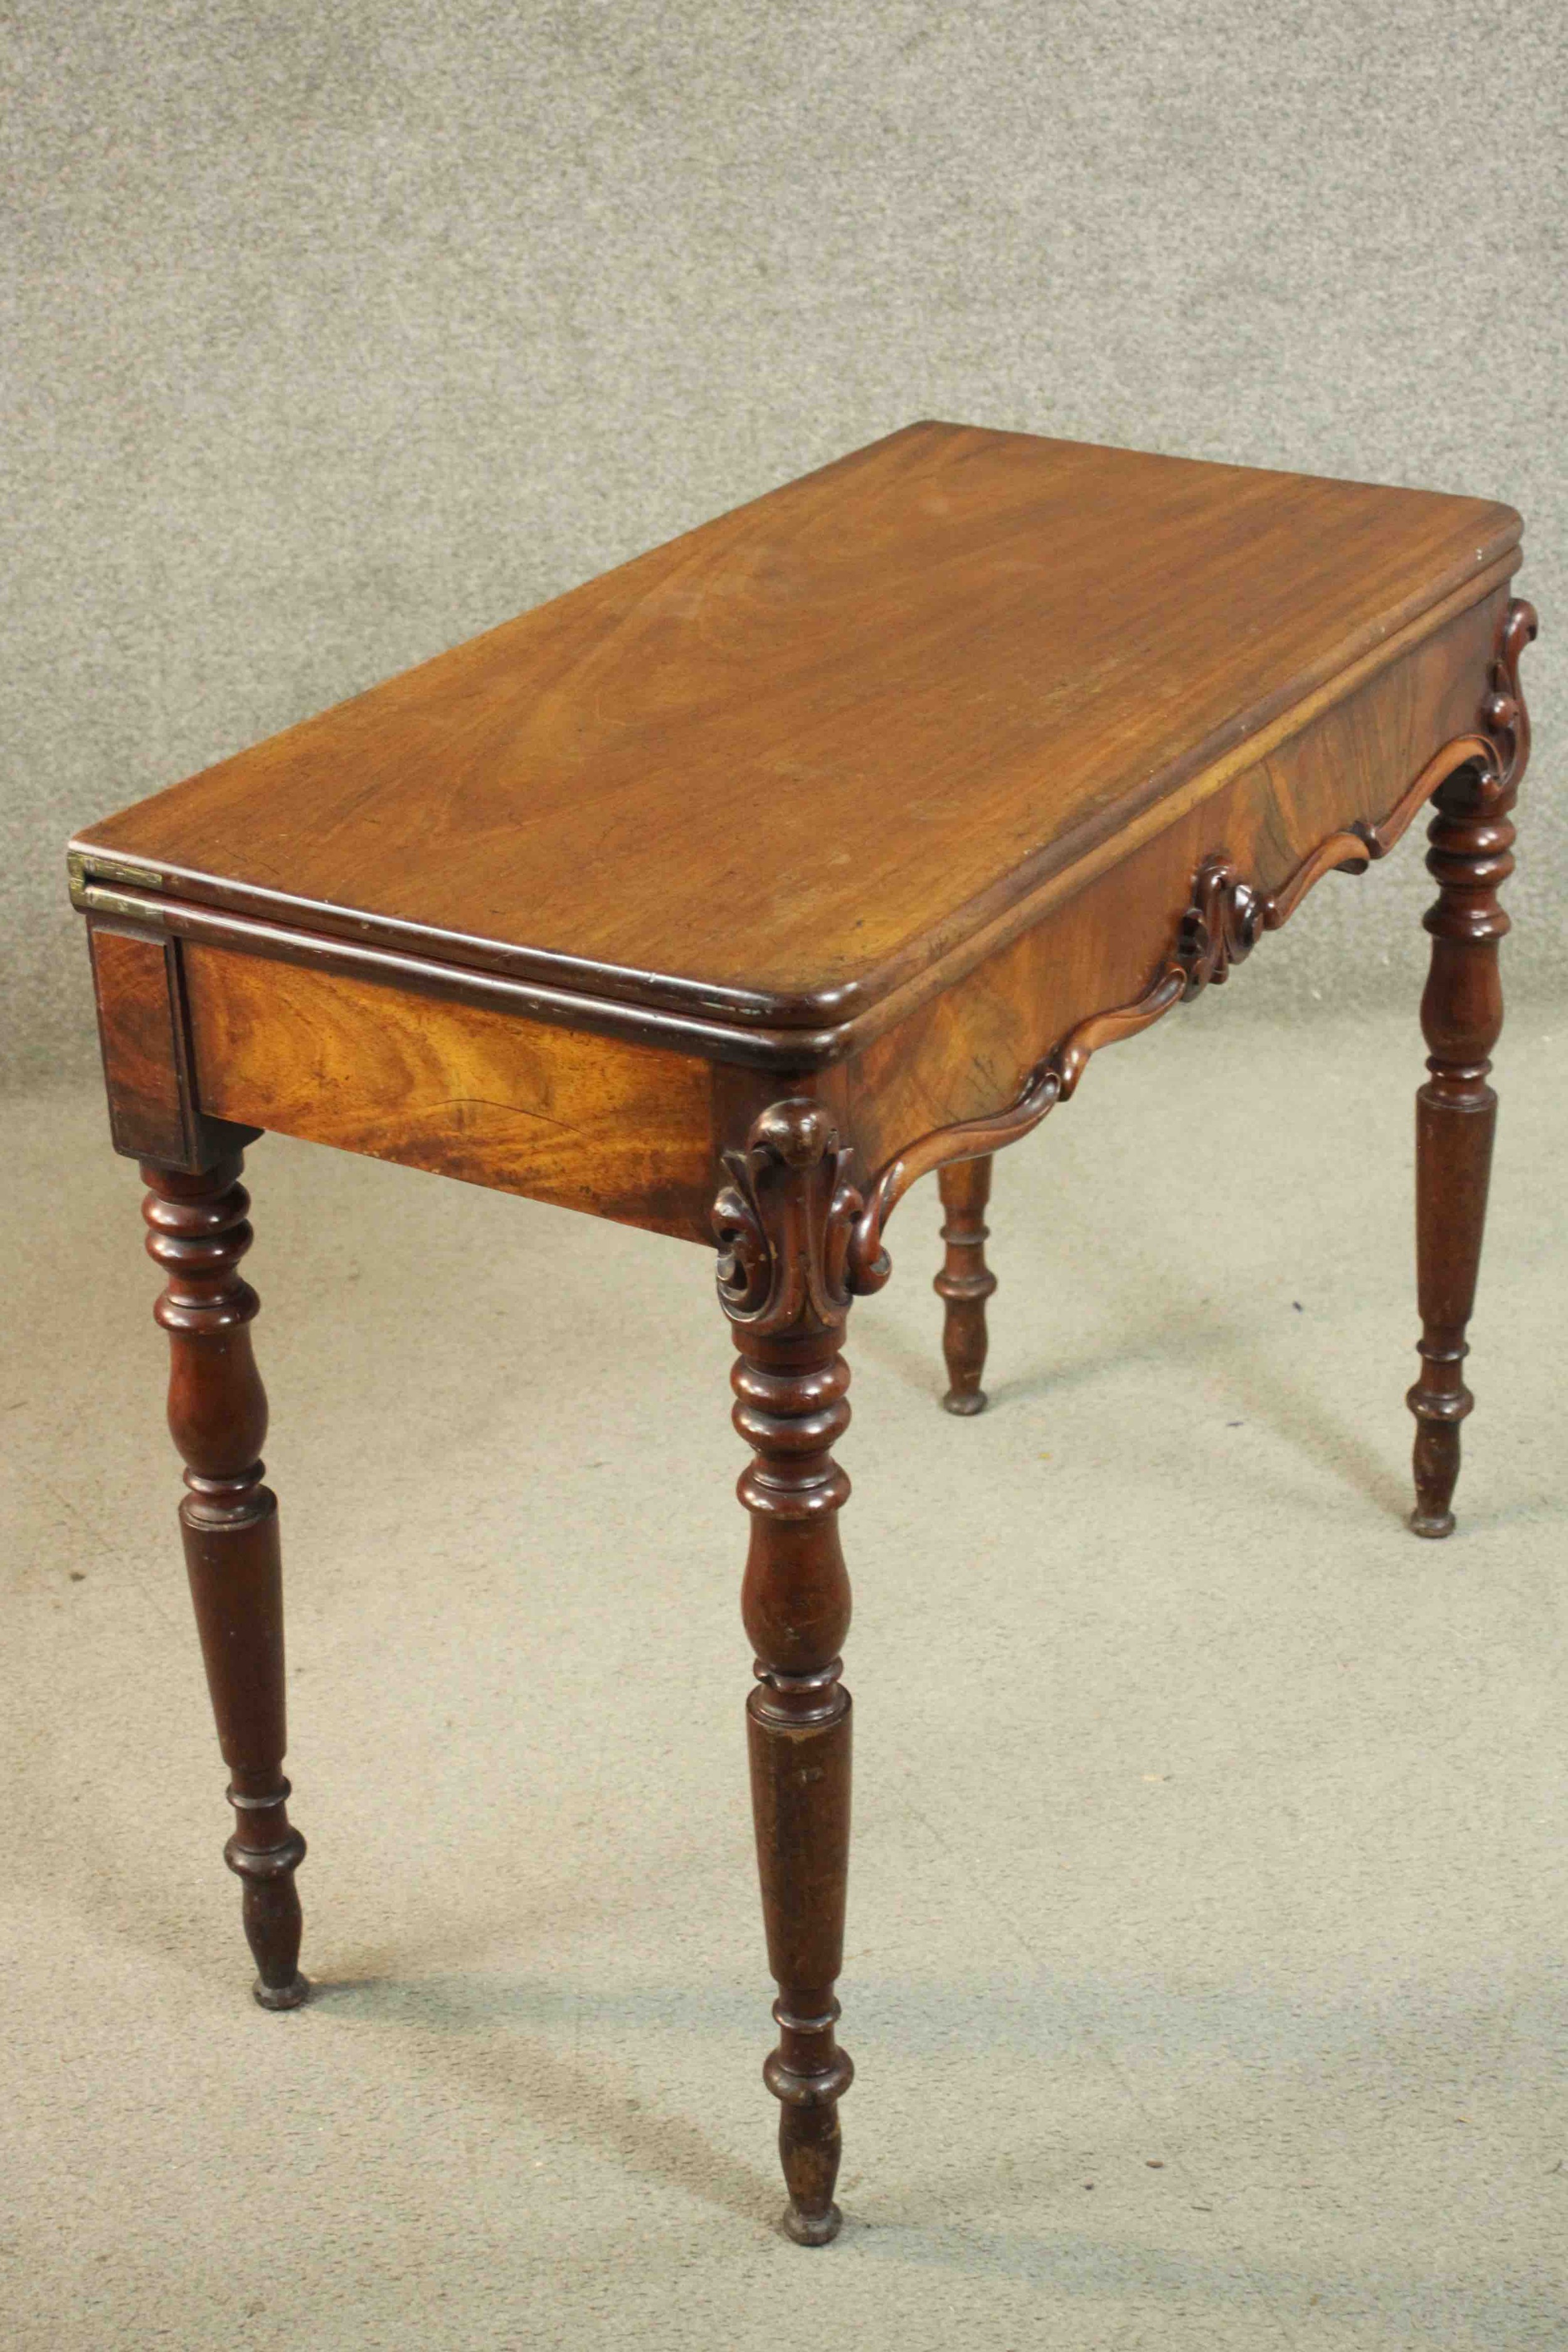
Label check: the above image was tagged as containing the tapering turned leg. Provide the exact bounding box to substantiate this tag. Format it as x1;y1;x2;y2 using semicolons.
1407;768;1513;1539
1406;599;1537;1534
715;1101;859;2245
740;1320;853;2246
935;1155;996;1415
141;1152;307;2006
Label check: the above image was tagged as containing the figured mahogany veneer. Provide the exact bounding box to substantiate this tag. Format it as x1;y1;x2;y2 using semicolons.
72;421;1520;1035
179;948;716;1239
69;421;1535;2253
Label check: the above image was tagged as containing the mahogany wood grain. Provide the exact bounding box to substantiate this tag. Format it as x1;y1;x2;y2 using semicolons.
73;423;1518;1034
66;422;1537;2249
935;1157;996;1414
142;1151;307;2008
87;921;248;1171
76;582;1512;1249
846;581;1508;1175
1408;601;1535;1534
89;928;189;1163
180;941;715;1239
714;1102;859;2245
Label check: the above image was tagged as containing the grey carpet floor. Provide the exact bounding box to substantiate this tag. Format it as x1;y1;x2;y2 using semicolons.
3;998;1563;2350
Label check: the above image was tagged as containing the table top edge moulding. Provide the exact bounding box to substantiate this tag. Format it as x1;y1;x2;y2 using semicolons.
69;420;1522;1046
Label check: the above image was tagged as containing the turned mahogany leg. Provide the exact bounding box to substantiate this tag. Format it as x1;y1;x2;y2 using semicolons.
935;1155;996;1415
1407;769;1513;1538
715;1102;859;2245
141;1152;307;2006
1402;599;1536;1535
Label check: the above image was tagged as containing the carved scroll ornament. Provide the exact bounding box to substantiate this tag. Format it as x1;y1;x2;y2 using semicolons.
837;596;1537;1292
714;1099;873;1332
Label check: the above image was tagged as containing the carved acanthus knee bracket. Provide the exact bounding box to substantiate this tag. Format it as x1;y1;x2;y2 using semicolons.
714;1099;871;1332
849;598;1539;1289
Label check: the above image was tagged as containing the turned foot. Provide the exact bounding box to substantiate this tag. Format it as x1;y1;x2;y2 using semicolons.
228;1785;309;2005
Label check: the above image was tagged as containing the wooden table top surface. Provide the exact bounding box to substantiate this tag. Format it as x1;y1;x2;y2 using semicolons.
73;420;1519;1032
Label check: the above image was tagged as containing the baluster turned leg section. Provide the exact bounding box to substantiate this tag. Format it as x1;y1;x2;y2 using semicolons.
936;1155;997;1414
714;1102;862;2245
1407;599;1536;1538
1407;778;1510;1538
142;1153;307;2006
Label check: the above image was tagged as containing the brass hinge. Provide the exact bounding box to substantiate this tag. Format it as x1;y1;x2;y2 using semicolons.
67;849;165;906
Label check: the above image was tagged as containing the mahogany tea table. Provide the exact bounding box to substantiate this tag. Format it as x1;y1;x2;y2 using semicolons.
68;422;1536;2247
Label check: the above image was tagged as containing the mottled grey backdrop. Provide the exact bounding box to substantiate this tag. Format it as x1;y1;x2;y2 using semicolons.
4;1;1563;1089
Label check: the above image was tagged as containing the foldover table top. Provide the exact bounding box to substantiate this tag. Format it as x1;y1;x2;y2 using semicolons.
72;420;1520;1039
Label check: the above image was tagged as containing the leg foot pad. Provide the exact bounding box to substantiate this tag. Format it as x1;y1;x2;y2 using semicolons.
253;1972;310;2011
782;2201;842;2247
